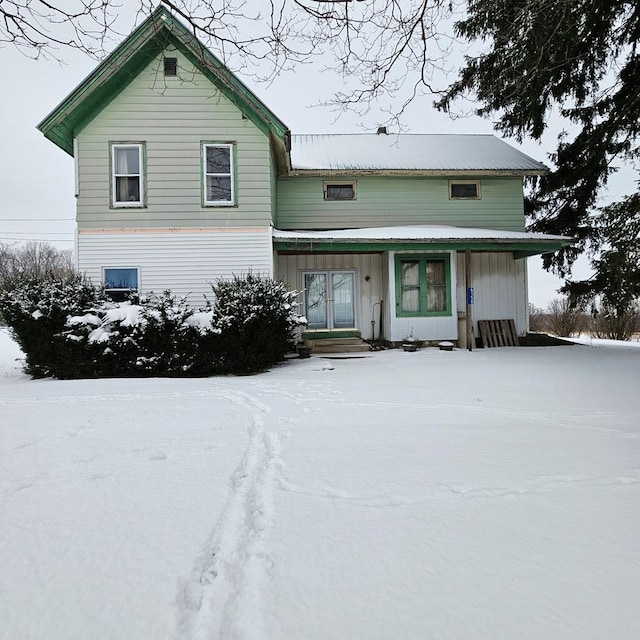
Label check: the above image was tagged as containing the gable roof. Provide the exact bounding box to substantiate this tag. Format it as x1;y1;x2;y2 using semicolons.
37;6;290;158
290;134;548;176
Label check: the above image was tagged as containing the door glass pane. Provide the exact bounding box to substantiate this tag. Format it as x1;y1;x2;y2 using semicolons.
332;272;355;328
426;260;446;312
401;260;420;313
305;273;327;329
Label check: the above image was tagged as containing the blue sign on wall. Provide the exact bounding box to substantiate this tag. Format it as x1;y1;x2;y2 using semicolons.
467;287;474;304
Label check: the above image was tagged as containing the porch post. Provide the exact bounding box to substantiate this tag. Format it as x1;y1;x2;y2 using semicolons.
465;250;473;352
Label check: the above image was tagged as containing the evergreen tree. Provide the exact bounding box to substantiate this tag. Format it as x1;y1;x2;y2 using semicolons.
437;0;640;307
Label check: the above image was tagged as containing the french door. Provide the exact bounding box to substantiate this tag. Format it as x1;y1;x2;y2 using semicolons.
303;271;356;330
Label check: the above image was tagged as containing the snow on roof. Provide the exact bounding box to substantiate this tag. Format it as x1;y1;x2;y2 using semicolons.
273;225;572;243
290;134;548;173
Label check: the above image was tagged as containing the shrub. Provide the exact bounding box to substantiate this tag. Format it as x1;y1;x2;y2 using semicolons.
211;272;305;374
528;303;547;332
62;292;222;378
0;274;108;377
589;302;640;341
546;297;585;337
0;273;303;379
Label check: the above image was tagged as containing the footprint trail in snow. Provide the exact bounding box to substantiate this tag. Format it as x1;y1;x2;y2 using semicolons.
176;390;282;640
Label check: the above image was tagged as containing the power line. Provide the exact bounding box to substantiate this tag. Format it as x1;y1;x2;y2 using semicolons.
1;231;74;236
0;237;74;243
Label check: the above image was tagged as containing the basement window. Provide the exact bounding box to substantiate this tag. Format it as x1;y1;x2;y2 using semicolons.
104;267;139;302
163;57;178;76
449;180;480;199
324;181;356;201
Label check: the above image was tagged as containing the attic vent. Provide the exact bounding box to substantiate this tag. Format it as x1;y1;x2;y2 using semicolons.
163;57;178;76
376;126;388;135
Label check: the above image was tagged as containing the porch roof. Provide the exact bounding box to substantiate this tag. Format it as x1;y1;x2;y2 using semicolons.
272;225;573;258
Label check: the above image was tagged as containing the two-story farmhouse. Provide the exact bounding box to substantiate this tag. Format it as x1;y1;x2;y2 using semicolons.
38;7;571;348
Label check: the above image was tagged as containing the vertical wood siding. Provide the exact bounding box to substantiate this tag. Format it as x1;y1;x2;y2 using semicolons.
76;48;273;229
78;229;273;304
276;176;525;231
456;252;528;337
275;253;384;339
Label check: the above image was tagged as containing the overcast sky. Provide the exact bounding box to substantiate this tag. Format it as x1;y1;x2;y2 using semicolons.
0;7;620;307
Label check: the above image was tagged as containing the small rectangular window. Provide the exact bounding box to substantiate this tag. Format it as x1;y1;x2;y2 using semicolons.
164;57;178;76
324;182;356;201
203;143;235;205
111;143;144;207
449;180;480;199
104;267;138;302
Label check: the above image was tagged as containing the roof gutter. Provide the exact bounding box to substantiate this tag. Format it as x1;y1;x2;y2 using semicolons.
286;168;547;178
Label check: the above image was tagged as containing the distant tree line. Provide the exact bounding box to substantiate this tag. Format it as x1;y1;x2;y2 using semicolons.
0;242;75;325
0;242;74;287
529;298;640;342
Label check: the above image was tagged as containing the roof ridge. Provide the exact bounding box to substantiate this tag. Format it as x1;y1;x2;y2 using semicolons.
292;132;496;137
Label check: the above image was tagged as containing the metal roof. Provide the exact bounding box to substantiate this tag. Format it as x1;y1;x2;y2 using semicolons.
290;134;548;174
273;225;571;243
272;225;572;257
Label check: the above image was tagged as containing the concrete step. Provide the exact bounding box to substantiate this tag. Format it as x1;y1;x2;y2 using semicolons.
311;343;371;354
304;336;363;346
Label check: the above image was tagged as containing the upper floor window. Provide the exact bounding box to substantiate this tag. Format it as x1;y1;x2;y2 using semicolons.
449;180;480;199
111;143;145;207
104;267;139;302
395;254;451;317
324;181;356;201
203;143;235;206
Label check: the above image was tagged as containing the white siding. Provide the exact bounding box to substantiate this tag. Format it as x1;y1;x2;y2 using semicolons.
456;252;528;337
387;251;459;342
76;47;273;229
275;253;384;340
78;228;273;304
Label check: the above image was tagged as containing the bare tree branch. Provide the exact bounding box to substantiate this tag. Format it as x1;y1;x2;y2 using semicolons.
1;0;460;120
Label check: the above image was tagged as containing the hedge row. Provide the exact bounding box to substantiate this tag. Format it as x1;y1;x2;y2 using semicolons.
0;273;305;378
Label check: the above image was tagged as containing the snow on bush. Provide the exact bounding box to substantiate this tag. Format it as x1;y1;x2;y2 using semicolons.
210;272;306;374
0;274;108;378
0;274;305;379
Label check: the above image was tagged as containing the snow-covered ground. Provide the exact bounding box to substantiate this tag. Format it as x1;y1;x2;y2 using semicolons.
1;328;639;640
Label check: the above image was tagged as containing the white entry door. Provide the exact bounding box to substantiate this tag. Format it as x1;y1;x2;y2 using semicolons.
303;271;356;330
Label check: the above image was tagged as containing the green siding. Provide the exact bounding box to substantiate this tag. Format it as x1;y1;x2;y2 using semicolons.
77;48;273;229
276;175;526;231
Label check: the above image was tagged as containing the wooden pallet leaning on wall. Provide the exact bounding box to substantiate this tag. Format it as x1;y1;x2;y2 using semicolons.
477;319;519;348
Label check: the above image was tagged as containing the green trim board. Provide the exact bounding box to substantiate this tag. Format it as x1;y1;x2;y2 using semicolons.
274;239;570;257
302;330;361;340
37;6;289;158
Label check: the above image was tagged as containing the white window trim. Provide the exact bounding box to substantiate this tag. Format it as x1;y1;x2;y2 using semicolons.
323;180;357;201
111;143;144;208
102;266;140;297
449;179;481;200
203;143;235;206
